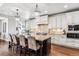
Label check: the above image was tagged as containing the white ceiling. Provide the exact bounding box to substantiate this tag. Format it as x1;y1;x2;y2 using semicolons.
0;3;79;19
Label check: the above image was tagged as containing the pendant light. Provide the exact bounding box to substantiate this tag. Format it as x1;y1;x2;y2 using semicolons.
34;4;41;17
34;4;40;16
15;8;20;21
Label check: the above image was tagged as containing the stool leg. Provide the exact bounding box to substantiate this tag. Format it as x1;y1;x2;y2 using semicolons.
20;46;22;56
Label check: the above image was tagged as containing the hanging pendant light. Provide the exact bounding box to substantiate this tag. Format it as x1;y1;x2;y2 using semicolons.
34;4;41;17
15;8;20;21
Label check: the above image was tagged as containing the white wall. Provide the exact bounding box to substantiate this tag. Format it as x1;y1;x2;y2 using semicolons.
8;16;16;34
0;20;2;32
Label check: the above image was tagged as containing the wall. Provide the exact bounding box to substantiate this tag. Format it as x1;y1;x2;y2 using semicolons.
8;16;16;34
0;20;2;33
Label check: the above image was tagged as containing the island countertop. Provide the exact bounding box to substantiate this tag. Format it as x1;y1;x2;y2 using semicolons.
23;34;51;41
32;35;51;41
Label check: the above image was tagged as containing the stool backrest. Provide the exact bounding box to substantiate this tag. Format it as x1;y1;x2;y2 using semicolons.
12;34;17;44
19;35;26;47
15;35;20;45
9;34;13;42
28;36;37;50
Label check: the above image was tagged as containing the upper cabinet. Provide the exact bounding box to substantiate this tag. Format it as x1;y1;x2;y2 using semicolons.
49;14;67;29
49;11;79;30
48;16;56;29
66;11;79;25
72;11;79;24
61;14;67;29
37;15;48;24
56;14;62;28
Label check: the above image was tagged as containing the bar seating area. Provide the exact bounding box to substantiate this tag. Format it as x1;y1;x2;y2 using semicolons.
8;34;51;56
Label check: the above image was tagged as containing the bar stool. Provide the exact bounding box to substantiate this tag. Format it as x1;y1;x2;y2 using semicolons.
19;35;28;55
12;34;20;54
27;36;41;56
8;34;13;48
12;34;17;51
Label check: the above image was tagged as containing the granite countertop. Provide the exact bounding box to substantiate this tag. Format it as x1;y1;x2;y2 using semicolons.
51;35;79;49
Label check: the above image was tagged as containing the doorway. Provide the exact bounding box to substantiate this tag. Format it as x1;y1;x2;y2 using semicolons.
1;18;8;41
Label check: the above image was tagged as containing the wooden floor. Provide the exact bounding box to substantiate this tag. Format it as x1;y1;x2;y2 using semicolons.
0;40;79;56
51;44;79;56
0;40;20;56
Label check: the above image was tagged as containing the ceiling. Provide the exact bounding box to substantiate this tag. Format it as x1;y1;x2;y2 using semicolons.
0;3;79;19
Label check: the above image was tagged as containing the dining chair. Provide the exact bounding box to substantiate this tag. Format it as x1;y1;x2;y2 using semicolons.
19;35;28;55
28;36;40;56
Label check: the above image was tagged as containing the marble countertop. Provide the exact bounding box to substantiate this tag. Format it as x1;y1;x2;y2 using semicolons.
51;35;79;49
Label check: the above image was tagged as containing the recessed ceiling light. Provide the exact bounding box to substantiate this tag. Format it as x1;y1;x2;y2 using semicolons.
64;5;68;8
45;10;48;13
0;3;3;7
34;11;40;16
16;18;20;21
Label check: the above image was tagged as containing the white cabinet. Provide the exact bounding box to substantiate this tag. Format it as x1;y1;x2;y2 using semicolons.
49;15;62;29
61;14;67;29
37;15;48;24
72;11;79;24
52;17;57;28
30;19;37;28
48;16;56;29
66;11;79;25
49;11;79;30
56;15;62;28
65;12;73;25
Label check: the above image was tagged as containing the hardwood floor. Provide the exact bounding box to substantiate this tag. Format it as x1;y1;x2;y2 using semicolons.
0;40;20;56
0;40;79;56
51;44;79;56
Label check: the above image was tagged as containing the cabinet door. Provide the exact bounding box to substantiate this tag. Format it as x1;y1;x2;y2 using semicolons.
56;15;62;28
66;13;73;25
72;11;79;24
52;16;57;28
61;14;67;29
37;15;48;24
30;19;37;28
48;16;56;28
66;11;79;25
